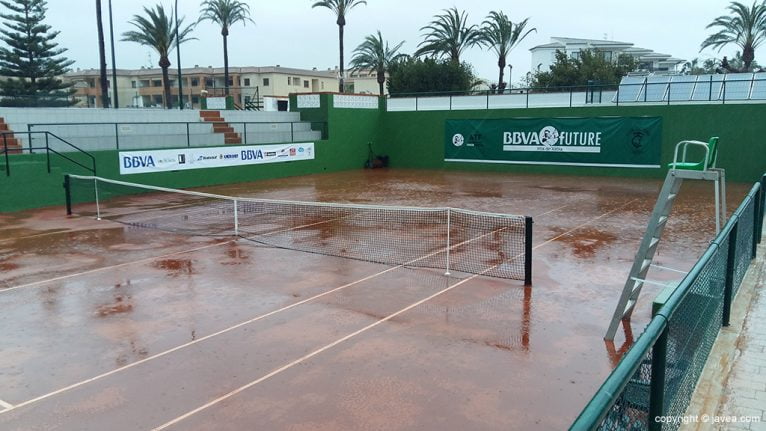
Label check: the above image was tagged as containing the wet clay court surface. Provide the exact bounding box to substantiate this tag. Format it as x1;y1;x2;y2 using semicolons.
0;169;750;430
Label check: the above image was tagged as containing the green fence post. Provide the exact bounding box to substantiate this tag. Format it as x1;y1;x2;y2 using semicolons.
524;217;533;286
723;219;738;327
758;176;765;244
753;188;761;259
649;325;668;431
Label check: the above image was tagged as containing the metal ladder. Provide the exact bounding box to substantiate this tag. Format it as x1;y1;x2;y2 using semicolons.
604;140;726;341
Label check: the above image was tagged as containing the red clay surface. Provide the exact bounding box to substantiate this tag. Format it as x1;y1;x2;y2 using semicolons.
0;169;750;430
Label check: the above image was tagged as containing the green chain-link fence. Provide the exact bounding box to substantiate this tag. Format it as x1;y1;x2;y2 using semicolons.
571;173;765;431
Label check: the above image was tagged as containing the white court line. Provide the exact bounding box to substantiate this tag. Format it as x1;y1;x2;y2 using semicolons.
0;399;13;410
151;198;640;430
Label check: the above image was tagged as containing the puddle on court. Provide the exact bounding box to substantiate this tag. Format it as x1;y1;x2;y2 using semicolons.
152;258;195;276
549;226;618;258
95;294;134;317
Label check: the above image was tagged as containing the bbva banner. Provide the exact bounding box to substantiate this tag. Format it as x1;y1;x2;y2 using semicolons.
445;117;662;168
119;143;315;175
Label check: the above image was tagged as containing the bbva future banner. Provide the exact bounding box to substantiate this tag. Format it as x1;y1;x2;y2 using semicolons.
445;117;662;168
119;143;315;175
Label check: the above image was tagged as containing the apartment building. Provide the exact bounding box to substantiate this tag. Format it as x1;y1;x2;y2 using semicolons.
64;65;344;109
530;37;685;74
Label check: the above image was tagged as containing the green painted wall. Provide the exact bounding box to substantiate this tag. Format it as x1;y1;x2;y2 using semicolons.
379;103;766;183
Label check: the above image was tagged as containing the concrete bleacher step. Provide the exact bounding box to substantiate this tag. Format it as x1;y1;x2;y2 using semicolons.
200;110;242;145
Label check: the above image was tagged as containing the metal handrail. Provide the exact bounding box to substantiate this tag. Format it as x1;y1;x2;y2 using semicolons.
1;131;96;177
27;120;329;149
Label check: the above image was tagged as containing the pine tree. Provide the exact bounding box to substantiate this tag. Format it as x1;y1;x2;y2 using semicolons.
0;0;75;107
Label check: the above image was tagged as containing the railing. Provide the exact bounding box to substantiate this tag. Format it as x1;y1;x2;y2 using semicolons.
387;77;766;111
26;121;329;152
571;174;766;431
1;131;96;177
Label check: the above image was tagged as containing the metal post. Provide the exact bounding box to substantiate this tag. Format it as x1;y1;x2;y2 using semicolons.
667;81;671;106
723;220;738;326
569;89;573;107
715;178;721;234
45;133;51;173
94;178;101;220
445;208;451;276
753;190;761;259
759;176;766;244
524;216;533;286
63;174;72;215
108;0;118;109
175;0;183;110
114;123;120;150
722;80;727;104
486;91;489;109
186;123;190;147
616;85;620;107
708;75;713;101
290;122;294;143
526;89;529;108
449;95;452;110
243;123;248;145
3;134;9;176
648;326;668;431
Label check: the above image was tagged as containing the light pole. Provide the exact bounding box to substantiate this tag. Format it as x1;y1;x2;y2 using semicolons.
108;0;118;108
508;65;513;90
175;0;183;110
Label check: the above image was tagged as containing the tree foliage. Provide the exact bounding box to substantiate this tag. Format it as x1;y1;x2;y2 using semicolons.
349;31;405;95
479;11;535;90
414;7;480;63
530;50;638;89
122;5;195;109
701;1;766;71
0;0;75;107
387;57;477;95
199;0;254;95
312;0;367;93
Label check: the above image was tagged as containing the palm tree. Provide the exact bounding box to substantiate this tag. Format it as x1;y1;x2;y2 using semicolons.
122;5;195;109
701;1;766;71
312;0;368;93
349;31;406;95
479;12;535;92
95;0;109;108
198;0;254;96
414;7;480;63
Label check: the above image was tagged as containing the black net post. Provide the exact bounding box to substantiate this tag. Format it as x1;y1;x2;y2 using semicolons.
524;216;533;286
63;174;72;215
648;325;668;431
723;219;738;327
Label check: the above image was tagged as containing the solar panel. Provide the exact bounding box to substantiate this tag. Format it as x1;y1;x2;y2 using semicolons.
691;75;724;101
722;73;754;100
644;76;670;102
668;75;698;101
614;76;645;103
750;73;766;100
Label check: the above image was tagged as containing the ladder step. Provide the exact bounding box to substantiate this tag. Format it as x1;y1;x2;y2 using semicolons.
641;258;653;272
648;237;660;250
631;277;675;288
667;193;678;201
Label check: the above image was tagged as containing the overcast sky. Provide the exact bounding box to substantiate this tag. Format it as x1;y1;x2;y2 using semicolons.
40;0;764;83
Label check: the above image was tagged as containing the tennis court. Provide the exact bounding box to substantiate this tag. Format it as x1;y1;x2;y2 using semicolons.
0;169;751;430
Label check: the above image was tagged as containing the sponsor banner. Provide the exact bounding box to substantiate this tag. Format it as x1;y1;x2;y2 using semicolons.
445;117;662;167
119;143;315;175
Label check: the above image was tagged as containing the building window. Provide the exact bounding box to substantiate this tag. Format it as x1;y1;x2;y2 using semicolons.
303;80;309;88
263;78;270;86
192;96;199;104
205;78;214;87
228;78;233;86
191;78;199;86
141;80;150;88
131;81;137;88
292;77;301;86
244;78;250;86
321;82;324;90
153;79;162;87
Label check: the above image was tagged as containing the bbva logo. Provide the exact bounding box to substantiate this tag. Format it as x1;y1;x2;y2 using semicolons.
123;155;155;169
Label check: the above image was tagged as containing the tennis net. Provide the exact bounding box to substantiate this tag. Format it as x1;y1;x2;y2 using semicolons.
64;174;533;282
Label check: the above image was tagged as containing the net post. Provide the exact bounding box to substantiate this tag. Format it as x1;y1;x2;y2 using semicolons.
94;177;101;220
524;216;533;286
648;325;669;431
63;174;72;215
233;199;239;237
444;208;451;276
